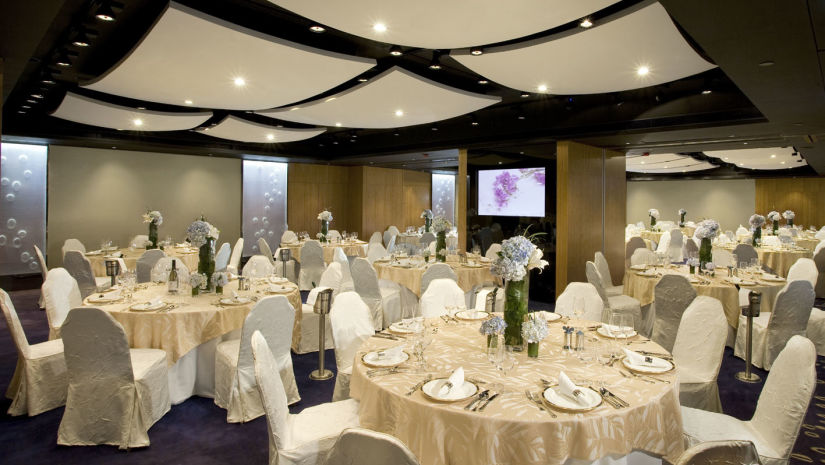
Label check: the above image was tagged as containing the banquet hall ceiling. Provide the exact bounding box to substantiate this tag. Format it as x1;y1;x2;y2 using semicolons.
1;0;824;177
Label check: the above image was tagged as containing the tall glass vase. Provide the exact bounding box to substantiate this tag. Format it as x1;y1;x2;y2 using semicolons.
198;238;216;292
699;237;712;271
752;228;762;247
320;219;329;243
650;217;656;228
504;275;529;350
435;231;447;262
771;221;779;235
147;222;158;249
425;217;432;233
679;213;686;227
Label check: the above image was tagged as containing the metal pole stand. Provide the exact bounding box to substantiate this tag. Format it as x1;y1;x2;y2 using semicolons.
279;248;291;281
309;288;334;381
104;259;120;287
736;290;762;383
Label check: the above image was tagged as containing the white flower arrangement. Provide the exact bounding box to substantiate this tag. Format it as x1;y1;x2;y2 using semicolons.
317;210;333;222
211;272;229;287
782;210;795;220
316;233;324;239
767;211;781;222
142;210;163;225
694;219;720;239
491;231;548;282
432;216;452;233
521;314;549;343
189;273;204;288
420;209;433;219
186;217;219;248
749;214;765;229
479;316;507;336
678;208;687;216
648;208;660;219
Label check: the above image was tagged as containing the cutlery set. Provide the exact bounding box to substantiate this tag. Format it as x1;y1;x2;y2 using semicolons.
406;375;433;396
594;387;629;409
525;391;557;417
464;390;498;412
620;369;669;384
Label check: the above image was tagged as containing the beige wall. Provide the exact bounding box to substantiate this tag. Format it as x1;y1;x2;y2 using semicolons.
47;145;241;266
627;179;755;232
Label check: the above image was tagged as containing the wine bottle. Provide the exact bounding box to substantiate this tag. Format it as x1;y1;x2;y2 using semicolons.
168;259;179;294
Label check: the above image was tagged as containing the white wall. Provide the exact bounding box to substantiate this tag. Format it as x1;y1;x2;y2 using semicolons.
627;179;755;231
47;145;241;266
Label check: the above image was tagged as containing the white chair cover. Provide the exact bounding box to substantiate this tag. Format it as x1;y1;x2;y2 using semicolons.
815;245;825;298
351;258;400;330
712;249;735;268
215;242;231;271
586;261;642;329
58;307;170;449
34;245;48;308
733;244;758;266
330;292;375;401
419;232;436;246
333;247;355;292
625;237;646;266
273;247;298;283
215;296;299;423
594;251;622;297
327;230;342;242
250;332;359;465
1;289;67;416
323;428;420;465
42;268;82;340
130;235;150;248
761;235;781;248
785;258;817;288
297;265;342;354
630;248;656;266
387;225;401;237
386;234;397;254
419;279;465;318
281;230;298;243
61;238;86;257
135;249;166;284
150;257;191;283
298;240;326;290
808;307;825;356
243;255;275;278
673;440;761;465
682;335;816;465
816;229;825;240
368;231;383;245
655;231;671;254
673;296;727;412
734;280;815;370
64;250;111;298
367;242;388;264
736;226;750;237
485;243;502;260
420;263;458;295
683;239;699;258
227;238;244;275
554;282;604;321
651;275;697;352
258;238;276;267
668;230;685;262
383;230;395;248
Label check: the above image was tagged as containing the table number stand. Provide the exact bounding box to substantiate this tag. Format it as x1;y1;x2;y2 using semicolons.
309;288;334;381
736;290;762;383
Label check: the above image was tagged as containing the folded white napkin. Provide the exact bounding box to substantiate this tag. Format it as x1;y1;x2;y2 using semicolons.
232;291;240;300
108;289;122;300
437;367;464;397
474;289;493;311
267;284;284;293
623;349;671;369
148;296;163;307
306;286;332;306
376;345;404;360
558;371;584;404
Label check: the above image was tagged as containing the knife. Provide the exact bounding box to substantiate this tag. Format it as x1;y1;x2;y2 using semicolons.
464;390;489;410
476;392;500;411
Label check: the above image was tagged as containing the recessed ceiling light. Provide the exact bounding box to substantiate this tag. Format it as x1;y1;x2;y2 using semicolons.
770;154;776;158
664;165;669;168
537;84;548;93
724;157;729;160
335;122;342;127
95;4;116;22
184;99;193;105
520;92;530;98
309;25;325;33
738;162;744;166
743;142;748;145
640;161;645;165
26;99;37;103
431;126;438;131
21;105;30;109
389;46;402;56
358;78;368;82
31;94;44;99
132;118;143;126
373;23;387;33
702;89;712;94
758;60;775;67
429;58;441;70
289;107;300;111
636;65;650;76
780;161;786;164
136;106;145;110
498;161;502;165
478;79;489;85
470;48;483;56
394;109;404;117
17;110;26;114
579;18;593;28
517;115;526;120
471;121;479;126
41;78;56;85
72;38;90;47
266;134;275;141
325;97;337;102
233;77;246;87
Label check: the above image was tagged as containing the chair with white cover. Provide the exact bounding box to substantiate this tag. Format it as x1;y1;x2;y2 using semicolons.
785;257;825;355
682;335;816;465
327;230;342;242
281;230;298;244
420;263;457;295
1;289;67;416
683;239;699;259
809;248;825;355
387;225;401;237
329;292;374;401
215;296;299;423
58;307;170;448
733;280;815;370
383;230;395;248
816;229;825;241
215;242;231;271
297;264;341;354
61;238;86;257
733;244;758;267
351;258;401;330
761;235;781;248
130;235;150;248
386;234;397;254
367;242;387;264
63;250;111;298
227;238;244;275
298;240;326;290
630;248;656;267
673;440;762;465
323;428;420;465
419;279;465;318
243;255;275;278
655;231;671;255
554;283;604;321
625;237;646;267
150;257;191;283
34;245;48;308
368;231;383;245
42;268;82;340
586;261;642;329
736;225;750;238
785;257;817;287
712;249;735;268
651;275;697;352
594;251;623;297
419;232;436;246
485;243;502;260
250;331;359;465
668;230;685;262
135;249;166;284
673;296;727;412
333;248;354;292
258;238;276;267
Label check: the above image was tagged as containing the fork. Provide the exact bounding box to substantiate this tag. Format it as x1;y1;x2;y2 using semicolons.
525;391;556;417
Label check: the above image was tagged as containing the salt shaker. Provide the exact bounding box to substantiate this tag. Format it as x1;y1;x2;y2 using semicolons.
575;330;584;352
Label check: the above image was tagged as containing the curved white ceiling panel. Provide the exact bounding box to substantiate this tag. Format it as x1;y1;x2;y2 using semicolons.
197;116;325;143
258;67;501;128
626;153;717;173
83;3;375;110
704;147;806;170
270;0;618;49
52;92;212;131
451;2;716;95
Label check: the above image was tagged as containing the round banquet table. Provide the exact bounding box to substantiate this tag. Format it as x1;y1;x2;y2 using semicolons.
83;278;301;404
794;238;819;252
714;245;813;278
86;246;200;276
279;240;367;263
350;317;684;465
639;230;664;244
395;233;422;247
623;265;786;329
373;259;495;297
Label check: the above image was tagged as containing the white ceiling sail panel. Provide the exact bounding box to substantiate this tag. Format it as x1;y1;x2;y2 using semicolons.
451;2;716;95
197;116;325;143
270;0;618;49
83;2;375;110
626;153;717;173
258;66;501;128
704;147;806;170
51;92;212;131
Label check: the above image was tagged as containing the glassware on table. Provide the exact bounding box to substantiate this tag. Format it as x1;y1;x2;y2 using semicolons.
472;245;481;256
572;297;585;321
578;336;596;363
496;344;518;377
352;232;358;241
595;340;613;366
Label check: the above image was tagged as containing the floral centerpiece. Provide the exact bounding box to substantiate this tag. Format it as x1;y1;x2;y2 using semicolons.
521;313;549;358
687;257;699;274
694;219;720;271
432;216;452;262
142;210;163;249
479;316;506;352
704;262;716;277
420;209;433;233
648;209;659;228
187;217;219;292
211;272;229;295
189;273;204;296
783;210;795;227
317;210;333;243
678;208;687;227
749;214;765;247
767;211;781;235
491;229;548;350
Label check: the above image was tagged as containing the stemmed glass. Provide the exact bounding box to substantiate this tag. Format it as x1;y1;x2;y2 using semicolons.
572;297;585;322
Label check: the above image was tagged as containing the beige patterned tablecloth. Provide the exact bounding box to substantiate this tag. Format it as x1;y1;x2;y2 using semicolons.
794;238;819;252
87;246;200;276
639;230;665;243
85;279;301;364
623;265;785;329
374;260;495;297
280;240;367;263
714;245;812;277
350;317;684;465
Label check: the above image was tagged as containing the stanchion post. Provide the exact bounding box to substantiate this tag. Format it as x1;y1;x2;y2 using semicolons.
279;248;291;281
309;288;334;381
735;290;762;383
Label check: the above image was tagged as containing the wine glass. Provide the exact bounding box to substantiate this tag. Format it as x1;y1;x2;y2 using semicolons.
472;245;481;256
573;297;585;321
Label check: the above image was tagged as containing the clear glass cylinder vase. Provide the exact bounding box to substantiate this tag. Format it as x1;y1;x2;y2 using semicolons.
504;275;529;350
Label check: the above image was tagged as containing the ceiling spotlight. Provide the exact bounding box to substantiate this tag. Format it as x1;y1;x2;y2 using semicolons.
393;132;400;136
520;92;530;98
394;109;404;117
517;115;526;120
780;161;786;165
640;161;645;165
55;51;72;67
537;84;548;93
636;65;650;76
309;25;325;33
579;18;593;28
21;105;31;109
31;94;44;99
184;99;193;105
470;47;483;56
72;31;92;47
389;46;403;56
358;77;368;82
431;126;438;131
41;76;56;85
266;134;275;141
132;118;143;126
471;121;479;126
95;3;116;21
373;22;387;33
478;79;489;85
429;52;442;70
26;99;37;104
233;76;246;87
770;154;776;158
758;60;775;67
470;115;479;126
702;89;712;94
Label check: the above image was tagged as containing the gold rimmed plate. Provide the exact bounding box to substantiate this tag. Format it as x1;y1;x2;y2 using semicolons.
361;350;410;368
542;385;602;412
420;379;478;403
455;310;488;321
621;356;674;374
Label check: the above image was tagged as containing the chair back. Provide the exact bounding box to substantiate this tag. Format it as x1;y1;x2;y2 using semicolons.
733;244;758;265
61;238;86;257
43;268;82;335
655;231;671;254
299;240;326;287
651;275;697;352
786;258;817;288
0;289;32;357
258;238;276;266
367;242;387;264
243;255;275;278
594;251;615;288
485;243;502;260
630;248;656;266
625;237;646;266
34;245;48;278
329;292;374;374
351;258;383;327
333;247;354;292
672;296;726;382
419;232;436;246
386;234;397;254
387;225;401;237
150;257;191;283
318;262;343;298
668;229;684;262
815;247;825;298
711;248;735;268
585;261;609;306
327;230;342;242
419;279;465;318
555;283;604;321
63;250;99;298
324;428;420;465
673;441;761;465
250;331;292;452
383;230;394;248
281;230;298;244
764;281;815;370
228;238;244;274
136;249;166;283
683;239;698;258
215;242;231;271
420;263;457;295
130;235;150;248
368;231;383;245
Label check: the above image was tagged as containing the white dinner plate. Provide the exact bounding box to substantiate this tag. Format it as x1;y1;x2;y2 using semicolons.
544;312;562;322
265;285;291;294
268;276;289;284
84;250;103;256
630;264;647;271
727;277;756;286
361;350;409;368
87;294;121;304
389;321;420;334
597;326;637;339
455;310;488;321
421;378;478;402
762;275;786;282
542;385;602;412
220;297;253;306
622;356;674;374
130;301;166;312
463;263;484;268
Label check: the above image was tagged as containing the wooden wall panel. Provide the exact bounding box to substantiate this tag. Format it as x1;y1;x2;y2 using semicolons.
348;166;364;236
402;170;431;230
361;167;404;236
287;164;352;235
604;150;627;283
457;149;468;251
755;177;825;228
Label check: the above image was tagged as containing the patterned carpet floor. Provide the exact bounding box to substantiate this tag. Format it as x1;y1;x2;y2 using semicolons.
0;289;822;464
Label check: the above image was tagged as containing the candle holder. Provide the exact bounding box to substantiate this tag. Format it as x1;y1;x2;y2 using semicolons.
104;259;120;287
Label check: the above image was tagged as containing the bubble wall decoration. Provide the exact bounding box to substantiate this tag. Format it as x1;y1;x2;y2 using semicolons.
432;174;456;225
242;161;287;257
0;143;47;276
7;218;17;229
